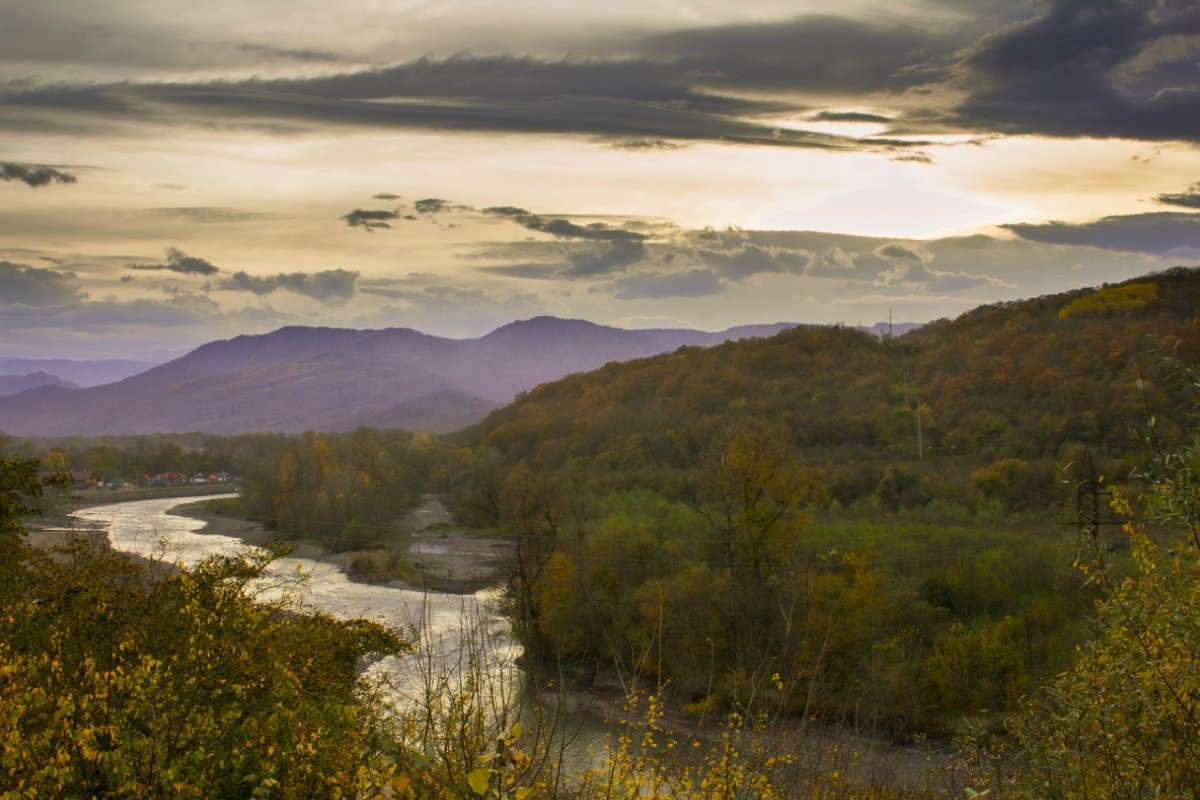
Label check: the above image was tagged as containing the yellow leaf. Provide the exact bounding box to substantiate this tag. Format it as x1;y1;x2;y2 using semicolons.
467;767;492;796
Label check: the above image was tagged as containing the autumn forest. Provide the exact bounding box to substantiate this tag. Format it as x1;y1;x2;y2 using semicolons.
5;268;1200;797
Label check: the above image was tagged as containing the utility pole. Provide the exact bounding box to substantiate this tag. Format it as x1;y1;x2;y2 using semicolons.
916;406;923;459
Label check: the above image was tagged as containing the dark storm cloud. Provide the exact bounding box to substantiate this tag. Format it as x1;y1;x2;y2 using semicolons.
276;269;358;302
875;242;929;262
126;247;220;275
484;206;648;243
810;111;894;124
151;206;266;223
875;261;1010;292
607;138;686;151
472;225;814;285
640;15;956;94
0;51;924;152
0;161;78;187
252;54;773;110
669;228;814;280
470;244;648;281
954;0;1200;142
223;271;277;295
0;261;86;306
471;263;563;280
221;268;359;304
0;2;349;76
609;269;723;300
1003;212;1200;255
1157;184;1200;209
228;42;345;65
342;208;400;231
562;241;647;278
690;242;813;280
413;198;452;214
12;5;1198;146
466;216;1177;303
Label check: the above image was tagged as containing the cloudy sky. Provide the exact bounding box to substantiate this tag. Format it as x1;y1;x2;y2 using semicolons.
3;0;1200;359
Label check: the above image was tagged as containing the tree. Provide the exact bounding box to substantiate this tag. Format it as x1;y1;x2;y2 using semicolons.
694;419;827;704
0;456;412;798
1009;436;1200;797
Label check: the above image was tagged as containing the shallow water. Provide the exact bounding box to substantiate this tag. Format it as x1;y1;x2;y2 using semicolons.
75;495;520;704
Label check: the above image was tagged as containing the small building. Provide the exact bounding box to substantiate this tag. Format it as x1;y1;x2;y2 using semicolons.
69;470;98;489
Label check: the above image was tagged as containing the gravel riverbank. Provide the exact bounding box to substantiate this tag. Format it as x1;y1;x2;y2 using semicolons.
27;493;514;596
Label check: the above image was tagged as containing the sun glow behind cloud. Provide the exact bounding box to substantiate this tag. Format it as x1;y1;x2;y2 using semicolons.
1;0;1198;357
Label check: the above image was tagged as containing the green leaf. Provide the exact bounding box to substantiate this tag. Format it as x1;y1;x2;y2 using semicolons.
467;767;492;796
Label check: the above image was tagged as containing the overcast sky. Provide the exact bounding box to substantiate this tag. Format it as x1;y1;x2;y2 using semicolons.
2;0;1199;359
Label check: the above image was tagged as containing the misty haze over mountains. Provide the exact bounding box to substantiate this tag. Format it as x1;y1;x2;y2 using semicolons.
0;317;864;437
0;359;158;388
0;371;78;396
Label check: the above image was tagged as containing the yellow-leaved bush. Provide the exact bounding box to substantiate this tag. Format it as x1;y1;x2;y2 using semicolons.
0;457;410;799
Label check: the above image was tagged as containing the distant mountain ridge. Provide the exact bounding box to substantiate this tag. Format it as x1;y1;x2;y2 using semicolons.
0;318;800;436
0;371;78;396
460;268;1200;483
0;358;158;388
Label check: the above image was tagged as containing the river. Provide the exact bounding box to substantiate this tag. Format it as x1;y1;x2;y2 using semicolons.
75;495;522;711
73;495;950;789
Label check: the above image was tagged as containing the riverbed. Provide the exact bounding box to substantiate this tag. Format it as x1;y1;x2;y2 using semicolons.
51;494;955;790
70;495;521;707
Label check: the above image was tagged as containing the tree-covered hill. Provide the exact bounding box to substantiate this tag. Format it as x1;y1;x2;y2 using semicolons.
435;268;1200;735
458;267;1200;508
8;268;1200;796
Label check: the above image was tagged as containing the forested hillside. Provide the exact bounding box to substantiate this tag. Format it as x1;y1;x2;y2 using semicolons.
437;267;1200;734
8;268;1200;797
459;268;1200;511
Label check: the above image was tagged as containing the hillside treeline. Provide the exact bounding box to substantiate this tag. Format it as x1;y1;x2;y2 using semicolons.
16;270;1200;735
6;399;1200;797
12;429;433;552
231;428;434;550
435;268;1200;732
458;269;1200;514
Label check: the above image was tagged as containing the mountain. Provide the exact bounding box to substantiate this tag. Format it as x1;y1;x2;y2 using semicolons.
0;319;798;436
0;358;158;387
460;268;1200;484
0;371;78;396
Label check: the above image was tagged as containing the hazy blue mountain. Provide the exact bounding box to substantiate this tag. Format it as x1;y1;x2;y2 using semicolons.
0;358;157;387
0;371;78;396
0;318;801;436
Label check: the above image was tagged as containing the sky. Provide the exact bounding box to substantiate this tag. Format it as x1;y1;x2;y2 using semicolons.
2;0;1200;360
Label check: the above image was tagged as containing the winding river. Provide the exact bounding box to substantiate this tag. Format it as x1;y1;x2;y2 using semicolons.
75;495;521;709
71;495;947;787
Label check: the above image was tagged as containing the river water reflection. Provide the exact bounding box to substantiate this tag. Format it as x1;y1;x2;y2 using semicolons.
71;495;939;786
75;495;521;708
